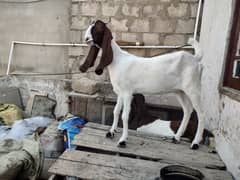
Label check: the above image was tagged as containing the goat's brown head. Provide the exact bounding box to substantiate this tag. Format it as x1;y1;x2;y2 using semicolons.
79;20;113;75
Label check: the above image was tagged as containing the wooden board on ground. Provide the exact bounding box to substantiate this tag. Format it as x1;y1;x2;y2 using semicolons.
73;123;225;169
49;150;232;180
49;122;232;179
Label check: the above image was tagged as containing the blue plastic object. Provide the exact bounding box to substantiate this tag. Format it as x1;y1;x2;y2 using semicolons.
58;117;86;149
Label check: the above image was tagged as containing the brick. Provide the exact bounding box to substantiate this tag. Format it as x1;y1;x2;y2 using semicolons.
81;3;98;16
176;19;195;33
122;4;140;17
152;19;174;33
72;77;99;95
143;33;159;45
143;5;159;17
130;19;150;33
71;4;79;16
121;32;138;42
110;18;128;32
167;3;188;17
71;17;88;30
190;4;198;17
164;34;186;45
102;3;119;17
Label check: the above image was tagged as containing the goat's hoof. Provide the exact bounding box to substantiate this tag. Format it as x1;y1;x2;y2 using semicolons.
172;137;180;144
117;141;126;148
191;144;199;150
106;131;114;139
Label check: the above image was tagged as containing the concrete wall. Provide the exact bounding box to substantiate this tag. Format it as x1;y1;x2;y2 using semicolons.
200;0;240;178
0;0;71;75
70;0;198;45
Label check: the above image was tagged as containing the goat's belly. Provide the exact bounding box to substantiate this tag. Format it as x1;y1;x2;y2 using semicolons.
133;80;179;94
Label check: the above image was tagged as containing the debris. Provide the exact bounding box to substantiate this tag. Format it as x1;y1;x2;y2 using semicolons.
0;87;23;109
0;116;53;140
0;137;43;180
31;95;56;118
58;116;86;149
0;104;23;125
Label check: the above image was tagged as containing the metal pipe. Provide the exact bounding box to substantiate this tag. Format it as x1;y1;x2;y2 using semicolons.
6;41;15;75
194;0;203;40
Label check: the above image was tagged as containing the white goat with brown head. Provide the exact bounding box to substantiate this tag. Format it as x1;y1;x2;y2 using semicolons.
80;20;204;150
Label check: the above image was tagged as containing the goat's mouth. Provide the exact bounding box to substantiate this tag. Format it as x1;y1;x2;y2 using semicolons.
86;39;94;46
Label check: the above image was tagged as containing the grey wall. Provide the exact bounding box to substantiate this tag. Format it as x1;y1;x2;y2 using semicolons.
200;0;240;179
0;0;71;75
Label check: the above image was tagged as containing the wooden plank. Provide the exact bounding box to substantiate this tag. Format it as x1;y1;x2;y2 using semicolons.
73;124;225;169
49;150;232;180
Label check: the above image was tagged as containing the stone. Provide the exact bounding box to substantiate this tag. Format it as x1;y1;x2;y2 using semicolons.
110;18;128;32
71;17;88;30
72;4;79;16
130;19;150;33
122;4;140;17
167;3;188;17
143;33;159;45
121;33;138;42
176;19;195;33
72;77;99;95
143;5;159;17
164;34;186;45
152;19;174;33
80;3;98;16
102;3;119;17
190;4;198;17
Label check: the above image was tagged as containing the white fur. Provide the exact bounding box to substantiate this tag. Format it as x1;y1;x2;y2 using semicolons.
85;24;204;148
137;119;175;137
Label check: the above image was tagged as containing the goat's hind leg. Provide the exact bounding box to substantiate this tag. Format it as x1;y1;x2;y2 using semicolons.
173;92;193;143
185;90;205;150
106;96;123;139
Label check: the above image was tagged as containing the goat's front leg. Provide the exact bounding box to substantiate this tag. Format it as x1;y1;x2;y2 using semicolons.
106;96;123;139
118;94;132;148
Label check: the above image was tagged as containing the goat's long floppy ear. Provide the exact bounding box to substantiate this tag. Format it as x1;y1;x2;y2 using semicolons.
79;45;100;73
95;26;113;75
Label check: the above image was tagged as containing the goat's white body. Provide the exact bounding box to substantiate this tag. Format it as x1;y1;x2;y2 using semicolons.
109;43;201;95
84;23;204;148
107;40;204;147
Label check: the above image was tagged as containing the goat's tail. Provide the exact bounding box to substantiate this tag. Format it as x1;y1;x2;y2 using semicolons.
188;38;203;61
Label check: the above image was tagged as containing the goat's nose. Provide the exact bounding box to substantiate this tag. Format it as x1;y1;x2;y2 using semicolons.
85;37;89;42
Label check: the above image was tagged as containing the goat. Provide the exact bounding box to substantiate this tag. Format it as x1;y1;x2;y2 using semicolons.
80;20;204;150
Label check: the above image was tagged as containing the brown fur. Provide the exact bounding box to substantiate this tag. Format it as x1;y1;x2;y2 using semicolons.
79;20;113;75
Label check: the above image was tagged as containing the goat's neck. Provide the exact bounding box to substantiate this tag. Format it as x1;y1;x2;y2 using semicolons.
111;39;125;57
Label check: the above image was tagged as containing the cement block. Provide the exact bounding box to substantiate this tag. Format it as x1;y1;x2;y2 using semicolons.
167;3;188;17
0;87;23;109
110;18;128;32
72;77;99;95
152;19;174;33
164;34;186;45
122;4;140;17
130;19;150;33
176;19;195;33
80;3;98;16
143;33;159;45
102;3;119;17
121;32;138;42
